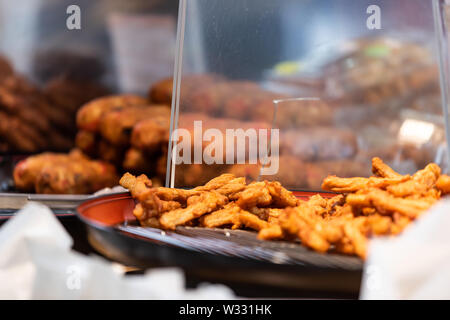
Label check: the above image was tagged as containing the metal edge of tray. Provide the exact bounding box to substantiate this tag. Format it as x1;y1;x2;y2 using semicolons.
0;191;130;216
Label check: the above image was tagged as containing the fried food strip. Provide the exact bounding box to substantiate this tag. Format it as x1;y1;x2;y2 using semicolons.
347;189;434;218
278;208;330;253
236;181;272;208
247;207;283;221
387;163;440;197
119;172;153;198
123;157;446;260
193;173;237;191
366;215;393;236
200;203;240;228
120;172;201;203
371;157;402;178
133;203;163;228
153;188;199;202
321;175;409;193
214;177;247;197
235;180;298;208
159;191;227;230
294;205;344;243
234;210;270;231
258;224;284;240
391;213;412;235
145;190;183;214
266;181;299;207
342;219;368;259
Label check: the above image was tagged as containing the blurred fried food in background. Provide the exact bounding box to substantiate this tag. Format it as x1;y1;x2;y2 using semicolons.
122;157;449;259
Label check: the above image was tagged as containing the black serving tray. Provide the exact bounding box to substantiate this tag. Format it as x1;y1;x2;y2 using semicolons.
76;192;363;298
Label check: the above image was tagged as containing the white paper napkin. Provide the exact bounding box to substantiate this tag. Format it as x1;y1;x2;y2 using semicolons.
0;203;235;300
360;199;450;299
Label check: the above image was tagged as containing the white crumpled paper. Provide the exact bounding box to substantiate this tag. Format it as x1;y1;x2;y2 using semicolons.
0;203;235;300
360;199;450;299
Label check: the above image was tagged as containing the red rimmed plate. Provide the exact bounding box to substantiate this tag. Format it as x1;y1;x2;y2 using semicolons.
76;191;363;298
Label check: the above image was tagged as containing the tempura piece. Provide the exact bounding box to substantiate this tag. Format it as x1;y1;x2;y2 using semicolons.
159;191;228;230
343;220;368;259
387;163;440;197
236;181;272;208
279;208;330;253
258;224;284;240
321;175;409;193
371;157;402;178
200;203;240;228
119;172;153;198
234;210;270;231
193;173;237;192
347;189;435;218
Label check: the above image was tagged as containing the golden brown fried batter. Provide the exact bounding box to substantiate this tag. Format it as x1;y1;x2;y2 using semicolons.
201;203;241;228
236;181;272;208
258;224;284;240
12;149;114;193
278;208;330;253
123;157;445;260
371;157;402;178
119;172;153;198
159;191;228;230
321;175;409;193
387;163;440;197
347;189;435;218
234;210;270;231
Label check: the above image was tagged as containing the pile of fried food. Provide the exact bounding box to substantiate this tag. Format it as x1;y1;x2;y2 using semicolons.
14;94;171;194
75;94;170;182
13;149;118;194
121;157;450;259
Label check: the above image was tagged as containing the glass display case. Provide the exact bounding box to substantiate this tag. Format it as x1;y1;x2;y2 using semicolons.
0;0;179;194
168;0;450;190
0;0;178;154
